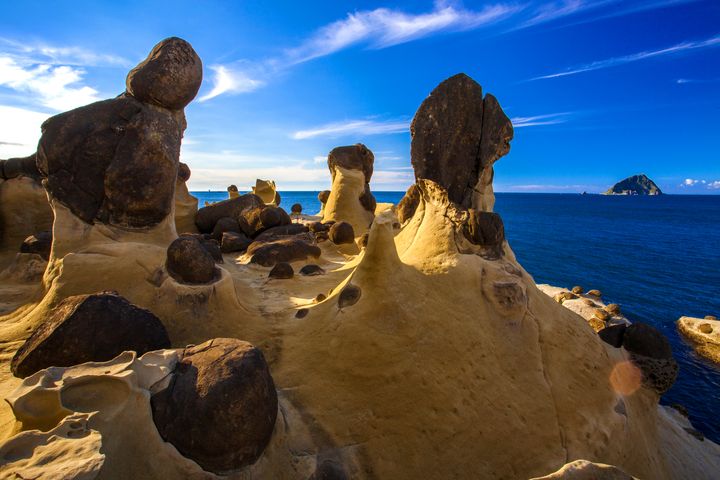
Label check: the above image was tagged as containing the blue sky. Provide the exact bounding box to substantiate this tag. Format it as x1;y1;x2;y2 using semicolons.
1;0;719;193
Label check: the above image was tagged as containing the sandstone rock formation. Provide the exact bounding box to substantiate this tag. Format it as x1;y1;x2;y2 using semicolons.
0;65;718;480
321;144;376;233
174;162;199;234
677;316;720;364
11;292;170;377
252;179;281;206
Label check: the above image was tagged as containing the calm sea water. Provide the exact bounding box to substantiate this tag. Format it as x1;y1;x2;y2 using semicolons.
193;190;720;442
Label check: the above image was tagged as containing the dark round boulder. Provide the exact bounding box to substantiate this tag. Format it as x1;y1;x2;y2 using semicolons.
308;222;329;233
177;162;191;182
622;323;678;395
243;206;292;237
151;338;277;473
299;264;325;276
126;37;203;110
20;231;52;261
315;293;327;303
462;209;505;247
254;224;309;242
11;292;170;378
329;222;355;245
291;203;302;215
247;238;321;267
598;324;627;348
318;190;331;204
269;262;294;279
295;309;309;319
166;236;218;284
338;284;362;309
212;217;241;241
221;231;252;253
327;144;374;183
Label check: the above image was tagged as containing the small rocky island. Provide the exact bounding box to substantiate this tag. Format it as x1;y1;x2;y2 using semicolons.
604;174;662;195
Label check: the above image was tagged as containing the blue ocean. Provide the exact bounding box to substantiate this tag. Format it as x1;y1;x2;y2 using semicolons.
193;191;720;442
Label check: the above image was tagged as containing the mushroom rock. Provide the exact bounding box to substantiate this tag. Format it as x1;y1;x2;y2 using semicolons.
252;178;281;206
174;161;199;234
410;73;513;212
151;338;278;474
10;291;170;378
321;144;376;233
195;193;264;234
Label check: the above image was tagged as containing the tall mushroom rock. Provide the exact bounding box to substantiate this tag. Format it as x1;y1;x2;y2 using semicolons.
409;73;513;213
321;143;377;235
36;37;202;233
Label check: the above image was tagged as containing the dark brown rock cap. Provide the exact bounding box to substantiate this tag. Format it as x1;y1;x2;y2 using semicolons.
126;37;203;110
327;144;374;183
151;338;278;474
11;291;170;378
410;73;513;209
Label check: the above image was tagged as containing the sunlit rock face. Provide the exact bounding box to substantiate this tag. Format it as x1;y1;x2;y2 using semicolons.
321;143;376;235
0;56;719;480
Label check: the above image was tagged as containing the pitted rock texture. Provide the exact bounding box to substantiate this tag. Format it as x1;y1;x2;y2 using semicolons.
410;73;513;210
151;338;278;474
10;292;170;378
126;37;203;110
328;144;374;183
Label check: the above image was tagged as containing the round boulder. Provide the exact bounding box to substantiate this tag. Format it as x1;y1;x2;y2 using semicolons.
622;323;678;395
291;203;302;215
166;235;218;284
318;190;330;204
151;338;277;473
212;217;241;241
299;264;325;276
126;37;203;110
11;292;170;378
339;284;362;309
329;222;355;245
221;231;252;253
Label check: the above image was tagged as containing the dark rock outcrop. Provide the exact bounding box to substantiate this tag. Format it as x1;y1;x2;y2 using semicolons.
462;210;504;248
269;262;294;279
599;324;627;348
622;323;678;395
166;235;218;284
254;223;309;242
604;174;662;195
243;205;292;237
329;222;355;245
20;230;52;260
410;73;513;210
151;338;277;474
220;232;252;253
11;292;170;378
327;144;377;213
247;238;321;267
195;194;264;234
212;217;241;241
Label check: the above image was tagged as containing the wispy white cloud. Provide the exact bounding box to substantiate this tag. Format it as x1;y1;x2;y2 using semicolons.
511;112;573;127
198;64;265;101
292;118;409;140
710;181;720;189
530;33;720;80
520;0;614;28
676;77;720;84
0;105;49;158
0;37;130;67
201;1;521;101
0;57;101;111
